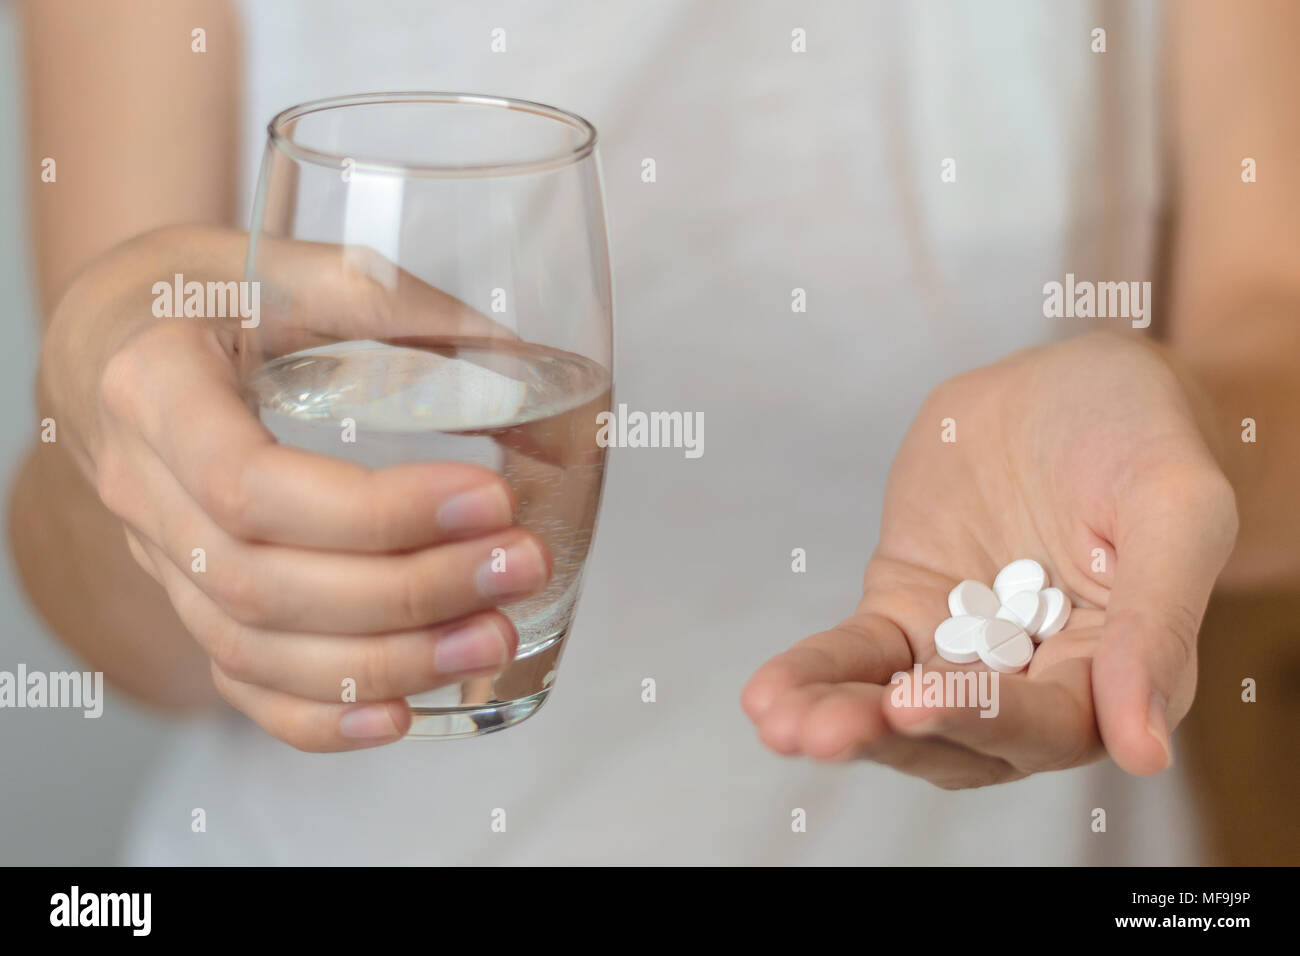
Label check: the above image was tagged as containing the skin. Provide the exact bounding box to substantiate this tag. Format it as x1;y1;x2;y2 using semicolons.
743;334;1237;783
10;2;1300;776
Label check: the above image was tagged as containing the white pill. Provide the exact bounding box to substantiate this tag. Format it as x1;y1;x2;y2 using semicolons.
1034;587;1072;640
934;615;988;664
977;618;1035;673
948;580;1001;619
996;590;1046;634
993;558;1048;604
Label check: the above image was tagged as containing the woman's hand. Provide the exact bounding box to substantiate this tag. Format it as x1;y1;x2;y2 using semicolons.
40;225;551;751
742;332;1238;787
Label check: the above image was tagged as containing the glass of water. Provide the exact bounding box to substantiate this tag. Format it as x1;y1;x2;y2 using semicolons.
238;93;612;738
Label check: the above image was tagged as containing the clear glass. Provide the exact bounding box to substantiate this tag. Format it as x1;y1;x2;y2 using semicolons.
239;93;613;738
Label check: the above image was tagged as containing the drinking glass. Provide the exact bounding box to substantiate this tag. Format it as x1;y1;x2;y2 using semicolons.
238;93;612;738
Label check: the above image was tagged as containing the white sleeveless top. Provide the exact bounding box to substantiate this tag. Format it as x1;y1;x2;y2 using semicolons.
125;0;1202;864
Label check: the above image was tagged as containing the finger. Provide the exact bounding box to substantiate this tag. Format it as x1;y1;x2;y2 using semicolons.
757;681;1022;788
882;655;1103;772
168;516;549;633
752;684;841;755
247;237;517;355
105;323;516;550
742;612;913;720
142;539;516;699
211;664;410;752
236;238;601;496
464;371;610;469
103;427;550;633
1093;466;1237;775
240;241;605;470
133;227;514;353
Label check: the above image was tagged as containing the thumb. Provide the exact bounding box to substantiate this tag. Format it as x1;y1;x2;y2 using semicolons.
1092;467;1237;775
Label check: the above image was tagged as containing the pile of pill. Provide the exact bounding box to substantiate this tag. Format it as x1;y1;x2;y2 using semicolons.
934;558;1072;673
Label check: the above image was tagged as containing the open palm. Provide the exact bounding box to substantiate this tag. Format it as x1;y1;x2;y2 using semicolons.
743;333;1238;788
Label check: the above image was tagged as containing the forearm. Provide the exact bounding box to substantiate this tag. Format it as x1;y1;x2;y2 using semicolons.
8;436;217;711
1166;311;1300;592
1161;0;1300;591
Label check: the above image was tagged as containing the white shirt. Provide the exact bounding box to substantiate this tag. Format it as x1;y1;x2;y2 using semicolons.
124;0;1202;864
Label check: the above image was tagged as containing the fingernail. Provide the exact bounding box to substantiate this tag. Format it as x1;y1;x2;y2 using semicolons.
340;702;402;739
438;484;511;534
1146;692;1172;769
476;537;549;598
434;618;509;675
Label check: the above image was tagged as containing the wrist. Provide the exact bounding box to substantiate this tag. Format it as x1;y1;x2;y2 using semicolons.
1152;340;1235;479
37;258;165;480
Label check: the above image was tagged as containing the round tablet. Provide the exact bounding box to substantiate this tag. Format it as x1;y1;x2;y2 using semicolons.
993;558;1048;604
1034;587;1072;640
934;615;988;664
996;589;1046;634
948;580;1000;619
977;618;1035;673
